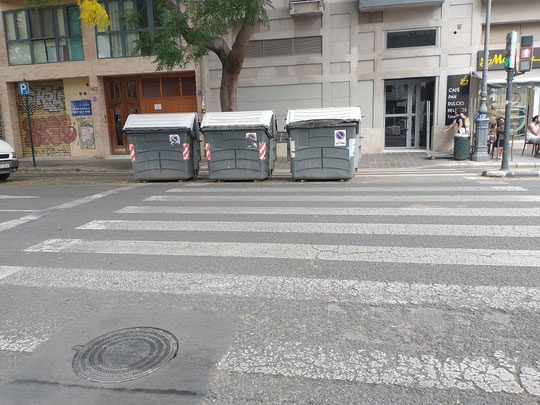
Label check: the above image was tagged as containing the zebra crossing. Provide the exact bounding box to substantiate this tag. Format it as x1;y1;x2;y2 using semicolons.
1;179;540;401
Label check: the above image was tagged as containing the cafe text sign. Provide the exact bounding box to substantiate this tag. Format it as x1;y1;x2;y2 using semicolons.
477;48;540;71
446;74;470;126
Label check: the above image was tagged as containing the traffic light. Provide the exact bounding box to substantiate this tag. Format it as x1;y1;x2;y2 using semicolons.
504;31;518;69
517;35;534;73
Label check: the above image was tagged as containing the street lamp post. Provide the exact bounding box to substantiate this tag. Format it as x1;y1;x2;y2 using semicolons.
471;0;492;161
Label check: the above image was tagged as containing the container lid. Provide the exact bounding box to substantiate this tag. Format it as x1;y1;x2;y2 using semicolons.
123;113;197;132
200;110;274;131
286;107;362;126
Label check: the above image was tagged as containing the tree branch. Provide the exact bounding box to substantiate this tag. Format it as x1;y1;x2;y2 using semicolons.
227;23;255;73
206;36;230;63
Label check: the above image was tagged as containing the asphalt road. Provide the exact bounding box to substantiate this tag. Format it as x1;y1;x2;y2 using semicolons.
0;169;539;404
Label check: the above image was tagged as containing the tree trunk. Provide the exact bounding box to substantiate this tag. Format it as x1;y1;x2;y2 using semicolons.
219;65;239;112
214;24;255;112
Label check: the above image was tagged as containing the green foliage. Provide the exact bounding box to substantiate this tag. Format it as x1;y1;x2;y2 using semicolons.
129;0;272;70
25;0;272;71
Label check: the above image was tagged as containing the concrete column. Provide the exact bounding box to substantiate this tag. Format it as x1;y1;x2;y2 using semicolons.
89;75;110;158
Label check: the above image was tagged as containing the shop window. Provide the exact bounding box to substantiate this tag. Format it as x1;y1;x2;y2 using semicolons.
181;76;196;96
162;77;181;97
386;29;437;49
96;0;178;59
3;6;83;65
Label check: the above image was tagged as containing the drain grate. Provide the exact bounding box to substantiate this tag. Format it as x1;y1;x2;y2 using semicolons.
72;327;178;383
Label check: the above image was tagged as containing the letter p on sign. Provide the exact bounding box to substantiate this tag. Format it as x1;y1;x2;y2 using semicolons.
18;82;29;95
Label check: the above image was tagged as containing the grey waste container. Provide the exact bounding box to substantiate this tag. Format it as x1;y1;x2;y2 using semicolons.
286;107;362;180
200;110;277;181
123;113;200;181
454;134;470;160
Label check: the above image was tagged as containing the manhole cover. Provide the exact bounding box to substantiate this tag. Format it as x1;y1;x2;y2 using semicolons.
72;327;178;383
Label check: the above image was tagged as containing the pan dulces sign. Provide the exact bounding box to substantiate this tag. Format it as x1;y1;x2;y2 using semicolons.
477;48;540;71
446;74;470;126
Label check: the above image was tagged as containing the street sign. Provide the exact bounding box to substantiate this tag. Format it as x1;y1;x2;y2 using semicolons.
18;82;29;95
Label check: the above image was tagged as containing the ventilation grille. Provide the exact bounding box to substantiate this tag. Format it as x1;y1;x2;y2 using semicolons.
247;36;322;58
358;11;383;24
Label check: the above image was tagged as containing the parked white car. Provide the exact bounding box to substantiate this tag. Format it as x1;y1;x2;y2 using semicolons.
0;139;19;181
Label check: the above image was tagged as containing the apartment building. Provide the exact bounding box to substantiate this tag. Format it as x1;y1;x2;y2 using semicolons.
0;0;201;158
0;0;539;159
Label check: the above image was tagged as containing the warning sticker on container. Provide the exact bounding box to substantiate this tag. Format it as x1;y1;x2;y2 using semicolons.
349;138;356;157
290;140;296;158
169;134;181;145
246;132;257;141
334;129;346;146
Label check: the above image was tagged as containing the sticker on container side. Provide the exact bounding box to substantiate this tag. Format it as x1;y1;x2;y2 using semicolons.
290;140;296;158
349;138;356;158
169;134;181;145
334;129;346;146
246;132;257;141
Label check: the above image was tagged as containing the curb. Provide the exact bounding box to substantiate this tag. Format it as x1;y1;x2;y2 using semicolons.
482;170;540;178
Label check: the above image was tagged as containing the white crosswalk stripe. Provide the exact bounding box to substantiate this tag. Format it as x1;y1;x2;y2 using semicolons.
1;266;539;312
5;181;540;401
145;194;540;202
117;205;540;217
166;186;528;193
25;239;540;267
217;341;540;396
79;219;540;238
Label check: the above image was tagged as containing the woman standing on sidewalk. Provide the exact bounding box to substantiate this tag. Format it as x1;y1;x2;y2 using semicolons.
492;117;505;159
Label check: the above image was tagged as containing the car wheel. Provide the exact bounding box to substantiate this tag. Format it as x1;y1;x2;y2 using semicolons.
0;173;10;181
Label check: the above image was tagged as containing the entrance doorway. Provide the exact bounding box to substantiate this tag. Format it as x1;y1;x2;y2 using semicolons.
384;78;435;149
104;73;198;154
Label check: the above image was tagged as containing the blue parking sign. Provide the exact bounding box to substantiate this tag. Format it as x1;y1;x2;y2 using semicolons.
18;82;29;95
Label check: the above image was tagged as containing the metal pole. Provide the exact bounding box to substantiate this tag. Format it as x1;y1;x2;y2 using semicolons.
24;94;36;167
501;67;514;171
471;0;491;161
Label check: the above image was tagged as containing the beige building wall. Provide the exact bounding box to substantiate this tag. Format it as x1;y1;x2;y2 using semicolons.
205;0;495;153
0;1;199;157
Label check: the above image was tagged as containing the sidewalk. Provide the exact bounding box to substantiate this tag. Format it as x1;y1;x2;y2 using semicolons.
14;146;540;174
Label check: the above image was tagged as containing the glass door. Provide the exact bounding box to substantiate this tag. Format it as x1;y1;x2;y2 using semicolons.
385;79;434;149
385;82;410;147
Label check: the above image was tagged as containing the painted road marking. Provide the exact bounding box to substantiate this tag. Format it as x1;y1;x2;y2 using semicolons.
24;239;540;267
145;195;540;202
165;186;529;193
1;265;539;311
0;209;40;212
117;206;540;217
217;342;540;396
79;220;540;238
0;195;40;199
0;185;143;232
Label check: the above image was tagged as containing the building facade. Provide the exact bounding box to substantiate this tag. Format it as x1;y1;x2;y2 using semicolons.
0;0;202;158
0;0;539;159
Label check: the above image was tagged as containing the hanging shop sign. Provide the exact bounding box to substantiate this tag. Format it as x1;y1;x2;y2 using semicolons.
477;48;540;71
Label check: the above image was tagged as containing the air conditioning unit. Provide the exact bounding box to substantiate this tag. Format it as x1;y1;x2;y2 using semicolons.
290;0;324;17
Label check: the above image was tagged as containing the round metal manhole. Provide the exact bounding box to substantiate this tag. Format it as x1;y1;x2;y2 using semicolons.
72;327;178;383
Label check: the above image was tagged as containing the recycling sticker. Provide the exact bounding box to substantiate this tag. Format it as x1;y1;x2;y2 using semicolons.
334;129;346;146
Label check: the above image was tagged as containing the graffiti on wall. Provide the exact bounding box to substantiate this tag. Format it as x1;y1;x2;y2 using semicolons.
16;81;72;156
76;118;95;149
